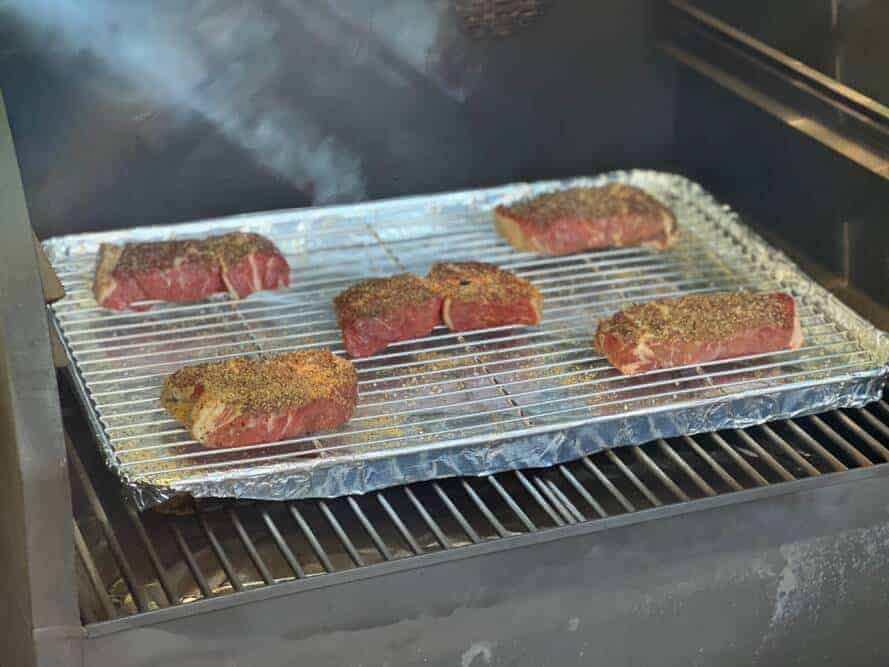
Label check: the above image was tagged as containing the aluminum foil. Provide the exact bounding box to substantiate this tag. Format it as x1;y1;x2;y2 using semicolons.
44;171;889;509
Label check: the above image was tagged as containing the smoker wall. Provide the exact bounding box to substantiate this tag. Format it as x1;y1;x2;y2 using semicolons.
674;68;889;316
691;0;889;106
1;1;884;304
0;0;676;238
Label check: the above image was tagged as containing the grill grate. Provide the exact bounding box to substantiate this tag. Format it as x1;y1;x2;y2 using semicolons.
45;174;886;505
70;394;889;622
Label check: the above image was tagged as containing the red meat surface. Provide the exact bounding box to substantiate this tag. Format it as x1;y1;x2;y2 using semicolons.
93;232;289;310
334;274;443;358
427;261;542;332
161;349;357;449
494;183;678;255
594;291;803;375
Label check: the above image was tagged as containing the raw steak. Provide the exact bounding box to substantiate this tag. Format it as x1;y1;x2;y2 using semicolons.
427;261;542;331
93;232;290;310
334;273;443;358
494;183;678;255
594;291;802;375
161;349;357;448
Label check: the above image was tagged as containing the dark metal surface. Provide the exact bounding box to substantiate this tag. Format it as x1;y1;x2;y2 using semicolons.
672;67;889;313
76;444;889;666
688;0;889;107
0;0;675;238
669;0;889;126
665;1;889;314
0;91;81;667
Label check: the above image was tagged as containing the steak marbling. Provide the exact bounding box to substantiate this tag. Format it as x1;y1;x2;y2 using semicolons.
494;183;678;255
161;349;357;448
93;232;289;310
427;261;542;332
595;292;802;374
334;273;443;358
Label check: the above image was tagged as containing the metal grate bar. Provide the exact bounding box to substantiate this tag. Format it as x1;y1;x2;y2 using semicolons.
858;407;889;442
515;470;565;526
632;446;691;502
606;450;663;507
758;424;821;477
733;430;795;481
75;558;98;626
461;480;510;538
377;491;424;555
70;393;889;623
66;438;150;612
73;520;117;620
261;509;305;579
540;476;586;523
834;412;889;462
558;465;608;518
530;474;575;524
655;440;717;497
196;511;244;592
708;433;770;486
347;497;393;561
404;486;451;549
318;500;365;567
783;420;847;472
288;505;335;573
433;483;482;544
807;415;874;467
170;524;212;598
123;503;176;606
228;508;275;585
487;475;537;531
581;457;636;512
680;435;744;491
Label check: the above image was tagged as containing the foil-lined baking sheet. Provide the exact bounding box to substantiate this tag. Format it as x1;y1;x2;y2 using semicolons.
44;171;889;509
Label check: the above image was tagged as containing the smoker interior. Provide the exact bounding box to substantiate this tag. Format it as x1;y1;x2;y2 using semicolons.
2;1;888;665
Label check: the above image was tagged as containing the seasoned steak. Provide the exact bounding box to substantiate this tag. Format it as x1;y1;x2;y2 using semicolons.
494;183;678;255
595;292;802;375
93;232;290;310
161;349;357;448
427;261;542;332
334;273;443;358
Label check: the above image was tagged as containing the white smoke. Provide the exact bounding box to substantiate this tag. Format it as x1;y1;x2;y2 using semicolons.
3;0;436;203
